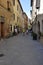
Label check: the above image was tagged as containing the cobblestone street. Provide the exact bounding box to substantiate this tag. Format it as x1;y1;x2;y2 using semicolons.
0;34;43;65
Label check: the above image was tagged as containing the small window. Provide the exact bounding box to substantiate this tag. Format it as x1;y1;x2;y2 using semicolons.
13;0;15;5
31;0;33;6
17;5;18;10
13;14;15;20
17;16;19;22
10;25;12;31
7;1;10;11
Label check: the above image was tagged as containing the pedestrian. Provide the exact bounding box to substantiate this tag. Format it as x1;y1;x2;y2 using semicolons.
26;29;28;35
22;28;25;36
15;27;18;35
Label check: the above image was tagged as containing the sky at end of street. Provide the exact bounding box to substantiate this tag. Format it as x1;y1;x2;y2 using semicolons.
20;0;32;19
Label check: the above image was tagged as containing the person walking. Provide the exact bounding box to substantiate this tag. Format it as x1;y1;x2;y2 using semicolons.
26;29;28;35
15;27;18;35
22;28;25;36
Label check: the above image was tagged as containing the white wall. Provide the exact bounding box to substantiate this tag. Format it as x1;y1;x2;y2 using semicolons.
38;0;43;14
32;0;43;20
32;0;43;34
32;0;36;22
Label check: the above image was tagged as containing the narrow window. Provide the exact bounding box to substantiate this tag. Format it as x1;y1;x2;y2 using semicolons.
13;14;15;20
17;5;18;10
13;0;15;5
10;25;12;31
7;1;10;11
17;16;19;22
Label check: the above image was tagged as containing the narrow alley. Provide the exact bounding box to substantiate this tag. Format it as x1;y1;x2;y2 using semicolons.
0;34;43;65
0;0;43;65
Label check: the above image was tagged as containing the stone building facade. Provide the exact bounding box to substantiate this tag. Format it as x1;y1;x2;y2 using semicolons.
0;0;25;38
13;0;24;32
31;0;43;43
23;12;28;31
0;0;14;38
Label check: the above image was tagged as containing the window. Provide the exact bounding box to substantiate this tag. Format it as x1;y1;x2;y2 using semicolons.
13;14;15;20
10;25;12;31
17;5;19;10
36;0;40;9
0;16;5;22
17;16;19;22
13;0;15;5
31;0;33;6
7;1;10;11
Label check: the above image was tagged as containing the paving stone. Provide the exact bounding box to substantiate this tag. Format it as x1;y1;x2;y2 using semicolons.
0;33;43;65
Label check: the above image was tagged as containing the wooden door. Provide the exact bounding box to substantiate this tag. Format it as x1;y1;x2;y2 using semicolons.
1;22;4;38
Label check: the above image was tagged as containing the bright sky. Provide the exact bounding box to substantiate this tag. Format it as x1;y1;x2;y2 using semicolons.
20;0;32;19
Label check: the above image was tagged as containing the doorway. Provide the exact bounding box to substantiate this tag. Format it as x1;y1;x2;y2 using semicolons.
1;22;4;38
38;21;40;39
